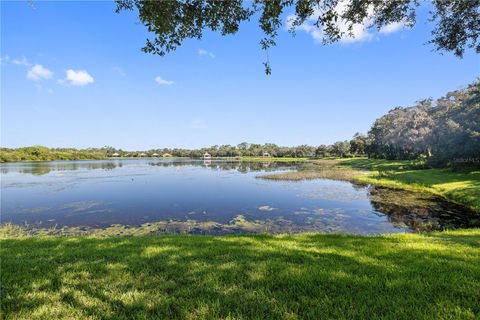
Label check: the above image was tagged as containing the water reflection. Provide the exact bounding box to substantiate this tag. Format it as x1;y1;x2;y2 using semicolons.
0;159;298;176
1;159;478;234
1;161;121;175
368;187;479;231
148;159;300;173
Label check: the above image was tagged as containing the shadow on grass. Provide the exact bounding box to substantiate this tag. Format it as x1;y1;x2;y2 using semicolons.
1;231;480;319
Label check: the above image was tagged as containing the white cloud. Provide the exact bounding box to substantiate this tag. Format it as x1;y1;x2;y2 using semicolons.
198;49;215;58
155;76;174;85
287;14;324;42
12;57;31;66
65;69;94;86
380;21;404;34
287;1;404;44
27;64;53;81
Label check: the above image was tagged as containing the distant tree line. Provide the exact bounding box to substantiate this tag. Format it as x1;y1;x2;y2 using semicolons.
0;146;105;163
0;142;363;163
2;80;478;166
105;140;367;159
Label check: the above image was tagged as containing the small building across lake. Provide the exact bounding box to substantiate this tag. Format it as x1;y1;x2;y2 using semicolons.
203;152;211;159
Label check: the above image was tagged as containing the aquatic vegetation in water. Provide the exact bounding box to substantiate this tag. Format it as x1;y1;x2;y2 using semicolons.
368;186;480;231
0;214;383;237
2;159;479;235
257;205;277;211
258;170;359;182
258;161;365;182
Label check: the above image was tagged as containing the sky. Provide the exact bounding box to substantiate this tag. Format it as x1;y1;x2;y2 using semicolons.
1;1;479;150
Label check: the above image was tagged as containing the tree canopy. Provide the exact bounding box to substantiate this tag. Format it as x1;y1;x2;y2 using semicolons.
115;0;480;73
366;80;480;166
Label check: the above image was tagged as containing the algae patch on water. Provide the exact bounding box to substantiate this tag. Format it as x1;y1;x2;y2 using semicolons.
258;205;277;211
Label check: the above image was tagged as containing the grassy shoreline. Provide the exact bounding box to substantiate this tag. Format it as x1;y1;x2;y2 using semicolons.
2;229;479;319
2;157;479;319
339;159;480;213
259;158;480;213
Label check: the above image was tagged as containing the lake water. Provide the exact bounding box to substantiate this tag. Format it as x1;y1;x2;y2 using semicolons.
1;159;478;235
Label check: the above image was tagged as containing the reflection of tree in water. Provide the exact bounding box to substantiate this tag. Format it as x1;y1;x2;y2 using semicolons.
3;159;298;176
368;187;480;231
148;160;301;173
22;165;52;176
11;161;121;176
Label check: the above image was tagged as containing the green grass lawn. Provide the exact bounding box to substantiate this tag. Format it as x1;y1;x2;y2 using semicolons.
334;158;480;212
1;230;479;319
336;157;427;171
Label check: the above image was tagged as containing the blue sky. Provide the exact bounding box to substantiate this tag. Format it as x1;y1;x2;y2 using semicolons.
1;1;478;150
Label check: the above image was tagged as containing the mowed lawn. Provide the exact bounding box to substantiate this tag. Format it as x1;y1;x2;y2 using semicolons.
337;158;480;212
361;169;480;210
1;230;479;319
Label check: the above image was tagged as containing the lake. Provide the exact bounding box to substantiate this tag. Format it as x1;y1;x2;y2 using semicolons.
1;159;478;235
